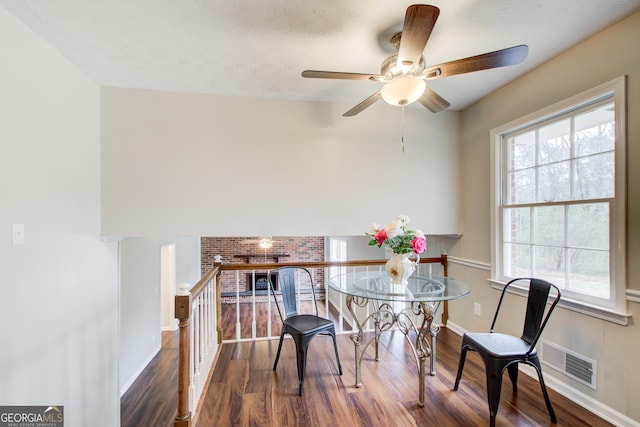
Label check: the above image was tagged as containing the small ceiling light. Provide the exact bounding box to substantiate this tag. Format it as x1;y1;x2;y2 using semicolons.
380;75;426;106
259;238;273;249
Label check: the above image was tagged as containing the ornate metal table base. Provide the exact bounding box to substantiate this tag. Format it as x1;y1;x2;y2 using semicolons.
346;295;441;407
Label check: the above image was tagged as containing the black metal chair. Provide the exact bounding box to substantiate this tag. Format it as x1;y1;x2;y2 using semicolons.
453;278;561;427
269;267;342;395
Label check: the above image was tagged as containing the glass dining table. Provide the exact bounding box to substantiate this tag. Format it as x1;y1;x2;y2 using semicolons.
328;270;472;407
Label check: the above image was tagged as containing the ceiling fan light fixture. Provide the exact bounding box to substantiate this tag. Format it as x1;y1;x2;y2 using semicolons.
380;75;426;106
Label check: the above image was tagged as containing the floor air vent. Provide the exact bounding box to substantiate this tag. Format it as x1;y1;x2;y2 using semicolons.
540;340;597;389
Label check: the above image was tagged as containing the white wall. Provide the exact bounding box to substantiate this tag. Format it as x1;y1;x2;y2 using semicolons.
119;236;201;394
100;88;461;237
333;234;457;261
0;8;119;427
450;11;640;425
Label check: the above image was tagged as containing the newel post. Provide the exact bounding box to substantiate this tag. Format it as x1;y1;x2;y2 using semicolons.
174;290;192;427
214;263;222;344
214;261;223;344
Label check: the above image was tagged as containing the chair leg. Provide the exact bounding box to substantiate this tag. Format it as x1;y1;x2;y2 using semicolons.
330;330;343;375
453;345;469;390
531;357;557;423
507;362;519;393
485;367;504;427
273;331;285;371
295;336;310;396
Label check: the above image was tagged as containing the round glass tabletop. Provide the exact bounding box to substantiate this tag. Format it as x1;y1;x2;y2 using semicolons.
328;270;472;303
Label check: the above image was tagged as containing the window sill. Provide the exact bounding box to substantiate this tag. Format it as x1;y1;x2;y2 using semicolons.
488;279;632;326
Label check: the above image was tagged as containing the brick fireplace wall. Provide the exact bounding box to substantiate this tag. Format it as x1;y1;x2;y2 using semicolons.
201;236;325;294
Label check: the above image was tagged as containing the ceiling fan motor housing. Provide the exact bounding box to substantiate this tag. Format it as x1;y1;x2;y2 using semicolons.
380;54;426;80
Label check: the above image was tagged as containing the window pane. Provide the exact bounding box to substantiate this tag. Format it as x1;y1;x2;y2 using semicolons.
507;131;535;170
539;119;570;164
506;169;535;204
534;206;564;246
568;203;609;250
504;243;530;277
573;152;614;200
533;246;566;288
537;161;570;202
504;208;530;243
568;249;609;298
574;102;615;157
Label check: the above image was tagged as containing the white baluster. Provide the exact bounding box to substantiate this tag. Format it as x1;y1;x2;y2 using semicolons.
208;281;215;361
201;289;208;363
193;299;201;399
188;304;196;412
251;270;257;339
235;270;241;341
199;294;205;383
267;269;272;338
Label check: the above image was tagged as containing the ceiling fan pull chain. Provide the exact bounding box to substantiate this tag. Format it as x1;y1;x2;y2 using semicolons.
401;105;405;153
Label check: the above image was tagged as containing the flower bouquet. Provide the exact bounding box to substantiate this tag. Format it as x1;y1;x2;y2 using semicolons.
366;215;427;288
366;214;426;255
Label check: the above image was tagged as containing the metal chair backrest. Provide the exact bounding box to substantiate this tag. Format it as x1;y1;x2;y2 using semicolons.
490;278;561;353
269;267;318;321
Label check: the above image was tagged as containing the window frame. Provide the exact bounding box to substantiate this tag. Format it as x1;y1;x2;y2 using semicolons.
490;76;629;325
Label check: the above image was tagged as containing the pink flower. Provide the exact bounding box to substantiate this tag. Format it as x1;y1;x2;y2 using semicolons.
410;237;427;254
374;229;388;246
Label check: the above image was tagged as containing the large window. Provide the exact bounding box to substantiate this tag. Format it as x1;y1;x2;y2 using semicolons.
491;77;627;323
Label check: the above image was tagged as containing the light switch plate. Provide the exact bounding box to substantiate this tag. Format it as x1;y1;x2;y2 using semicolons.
12;223;24;245
473;302;481;317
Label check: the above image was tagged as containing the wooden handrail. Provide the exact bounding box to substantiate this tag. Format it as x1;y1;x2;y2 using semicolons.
189;263;221;299
218;256;446;272
174;254;448;427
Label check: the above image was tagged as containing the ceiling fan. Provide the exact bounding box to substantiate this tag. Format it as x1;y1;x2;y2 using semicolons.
302;4;528;117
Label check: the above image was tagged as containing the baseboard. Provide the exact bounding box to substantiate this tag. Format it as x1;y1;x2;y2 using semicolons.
443;321;466;337
119;344;161;397
192;342;222;427
520;365;640;427
444;322;638;427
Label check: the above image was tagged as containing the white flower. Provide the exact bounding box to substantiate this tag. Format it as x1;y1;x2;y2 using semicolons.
415;229;425;239
397;214;411;225
385;220;403;238
368;223;381;235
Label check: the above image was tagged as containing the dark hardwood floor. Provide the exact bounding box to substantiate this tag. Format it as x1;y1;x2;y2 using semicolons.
121;329;178;427
121;302;614;427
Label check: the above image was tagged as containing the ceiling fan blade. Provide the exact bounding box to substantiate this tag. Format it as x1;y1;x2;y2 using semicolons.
418;86;450;113
343;92;382;117
302;70;381;80
397;5;440;69
423;45;529;79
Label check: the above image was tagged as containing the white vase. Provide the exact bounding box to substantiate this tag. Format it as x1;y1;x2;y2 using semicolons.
385;252;420;286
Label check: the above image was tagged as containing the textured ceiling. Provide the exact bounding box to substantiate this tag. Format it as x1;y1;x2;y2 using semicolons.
2;0;640;112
